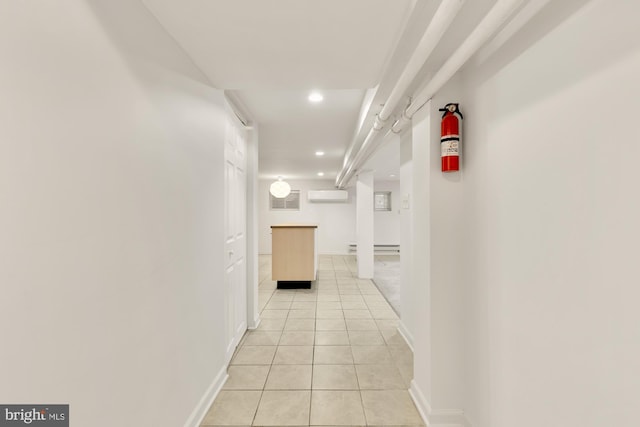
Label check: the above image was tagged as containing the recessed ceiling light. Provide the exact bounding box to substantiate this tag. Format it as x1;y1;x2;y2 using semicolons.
389;174;396;178
308;92;323;103
317;172;325;177
315;151;325;156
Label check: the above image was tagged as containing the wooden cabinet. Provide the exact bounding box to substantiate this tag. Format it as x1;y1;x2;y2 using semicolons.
271;224;318;286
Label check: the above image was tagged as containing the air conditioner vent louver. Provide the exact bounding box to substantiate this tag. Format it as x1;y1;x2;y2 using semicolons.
307;190;348;202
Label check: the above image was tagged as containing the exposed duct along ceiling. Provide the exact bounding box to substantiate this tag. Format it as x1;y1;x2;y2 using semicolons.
336;0;531;188
141;0;534;184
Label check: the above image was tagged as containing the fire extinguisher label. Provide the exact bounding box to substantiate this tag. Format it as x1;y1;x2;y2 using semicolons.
441;137;459;157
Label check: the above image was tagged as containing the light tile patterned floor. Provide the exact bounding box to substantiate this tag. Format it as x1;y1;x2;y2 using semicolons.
200;255;423;427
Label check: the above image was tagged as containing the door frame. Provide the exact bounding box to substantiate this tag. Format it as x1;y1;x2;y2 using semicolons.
224;93;260;354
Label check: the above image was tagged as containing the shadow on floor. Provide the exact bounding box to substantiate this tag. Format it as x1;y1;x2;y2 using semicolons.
373;254;400;315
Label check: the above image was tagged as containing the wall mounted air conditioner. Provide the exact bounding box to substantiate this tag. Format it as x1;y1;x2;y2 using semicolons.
307;190;348;202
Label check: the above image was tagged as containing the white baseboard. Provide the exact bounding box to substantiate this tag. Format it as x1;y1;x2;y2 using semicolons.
320;252;354;256
409;379;433;425
248;317;261;330
183;365;228;427
409;380;471;427
398;320;414;352
259;251;354;256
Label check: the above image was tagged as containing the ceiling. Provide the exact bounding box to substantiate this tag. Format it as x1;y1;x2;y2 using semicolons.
141;0;505;184
236;89;364;180
366;136;401;182
141;0;415;89
140;0;416;183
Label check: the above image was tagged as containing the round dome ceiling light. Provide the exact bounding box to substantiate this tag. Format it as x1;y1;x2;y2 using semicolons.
269;177;291;198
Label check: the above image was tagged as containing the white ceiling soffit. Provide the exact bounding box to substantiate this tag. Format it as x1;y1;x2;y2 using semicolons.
142;0;416;89
244;89;365;180
366;134;401;182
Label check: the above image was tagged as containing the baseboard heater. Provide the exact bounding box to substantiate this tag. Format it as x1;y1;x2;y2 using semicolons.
349;243;400;253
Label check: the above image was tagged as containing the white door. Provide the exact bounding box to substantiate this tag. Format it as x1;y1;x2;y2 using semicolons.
224;107;247;362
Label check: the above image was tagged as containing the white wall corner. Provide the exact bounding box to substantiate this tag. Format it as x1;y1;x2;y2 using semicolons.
410;379;432;424
398;320;415;352
245;126;260;336
183;366;228;427
409;380;471;427
356;171;375;278
247;317;261;330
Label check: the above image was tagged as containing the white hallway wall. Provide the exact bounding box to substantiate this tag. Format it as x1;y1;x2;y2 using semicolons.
407;1;640;426
374;180;401;245
0;1;232;426
398;132;414;347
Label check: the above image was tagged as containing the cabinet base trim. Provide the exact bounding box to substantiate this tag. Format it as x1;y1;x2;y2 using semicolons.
277;280;312;289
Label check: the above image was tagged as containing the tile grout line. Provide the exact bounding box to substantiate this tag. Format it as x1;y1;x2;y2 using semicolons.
250;265;273;427
308;280;319;427
350;271;370;427
250;277;265;425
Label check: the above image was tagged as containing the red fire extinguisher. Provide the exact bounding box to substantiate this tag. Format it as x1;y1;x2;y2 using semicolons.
439;103;463;172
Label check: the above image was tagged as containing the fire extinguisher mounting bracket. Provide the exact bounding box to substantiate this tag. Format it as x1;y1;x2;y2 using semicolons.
439;103;463;119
